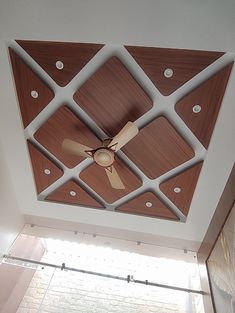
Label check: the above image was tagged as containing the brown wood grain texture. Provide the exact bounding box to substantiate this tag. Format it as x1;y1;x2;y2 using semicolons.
34;105;102;168
27;141;63;194
46;180;103;208
17;40;104;86
9;48;54;128
79;157;142;203
74;56;153;137
122;116;194;179
176;63;233;148
125;46;224;96
160;162;203;216
117;191;178;220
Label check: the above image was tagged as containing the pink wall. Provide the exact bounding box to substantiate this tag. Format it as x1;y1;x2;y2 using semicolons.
0;234;45;313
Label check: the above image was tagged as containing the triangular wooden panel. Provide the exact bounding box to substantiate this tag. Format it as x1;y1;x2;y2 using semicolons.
160;162;203;216
117;192;178;220
46;180;103;208
9;48;54;128
122;116;194;179
74;56;153;137
17;40;104;86
34;105;101;168
80;157;142;204
125;46;224;96
27;141;63;194
175;63;233;148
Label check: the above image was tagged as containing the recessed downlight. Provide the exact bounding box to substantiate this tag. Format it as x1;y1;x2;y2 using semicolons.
192;104;201;113
31;90;39;99
174;187;181;193
56;60;64;70
44;168;51;175
164;68;174;78
145;201;153;208
69;190;76;197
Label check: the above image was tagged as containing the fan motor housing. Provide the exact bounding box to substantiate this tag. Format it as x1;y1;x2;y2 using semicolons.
93;148;115;167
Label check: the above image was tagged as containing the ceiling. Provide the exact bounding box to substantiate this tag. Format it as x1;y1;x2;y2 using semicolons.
0;0;235;251
9;40;233;222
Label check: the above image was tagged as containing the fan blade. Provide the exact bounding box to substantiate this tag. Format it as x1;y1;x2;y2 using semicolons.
108;122;138;151
105;166;125;189
62;139;93;158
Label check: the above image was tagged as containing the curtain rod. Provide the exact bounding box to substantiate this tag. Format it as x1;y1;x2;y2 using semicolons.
3;254;205;295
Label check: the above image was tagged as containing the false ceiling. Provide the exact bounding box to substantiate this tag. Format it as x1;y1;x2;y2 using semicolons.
9;40;233;222
1;0;235;251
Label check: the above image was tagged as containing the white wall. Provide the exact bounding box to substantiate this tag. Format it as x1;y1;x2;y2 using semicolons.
15;238;203;313
0;141;25;257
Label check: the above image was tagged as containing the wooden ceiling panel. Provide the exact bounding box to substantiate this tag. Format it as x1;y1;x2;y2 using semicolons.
10;40;231;220
34;106;101;168
125;46;224;96
80;157;142;203
27;141;63;194
46;180;103;208
122;116;194;179
74;56;153;137
175;63;233;148
9;48;54;128
117;192;178;220
160;162;203;216
17;40;104;86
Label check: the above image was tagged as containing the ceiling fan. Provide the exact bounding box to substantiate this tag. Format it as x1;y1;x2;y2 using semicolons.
62;122;139;190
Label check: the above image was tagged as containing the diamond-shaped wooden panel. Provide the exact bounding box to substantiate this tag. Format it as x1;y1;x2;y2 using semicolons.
34;106;101;168
176;63;233;148
17;40;104;86
80;157;142;203
46;180;103;208
9;48;54;128
125;46;224;96
122;116;194;179
74;56;153;137
160;162;203;216
27;141;63;194
117;192;178;220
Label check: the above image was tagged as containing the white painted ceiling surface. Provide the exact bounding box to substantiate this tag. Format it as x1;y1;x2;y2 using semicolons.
0;0;235;250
